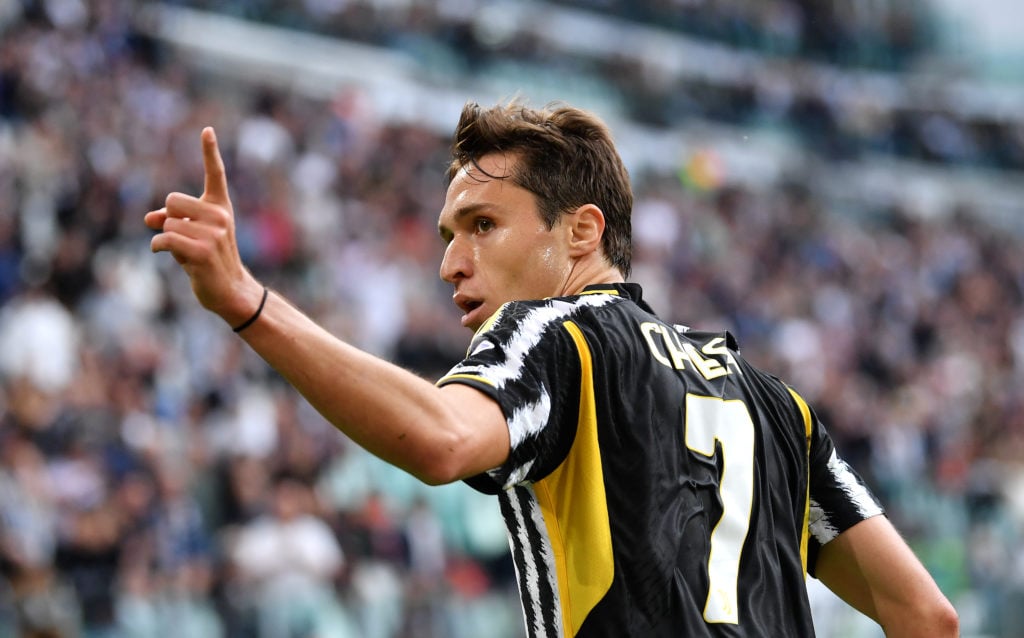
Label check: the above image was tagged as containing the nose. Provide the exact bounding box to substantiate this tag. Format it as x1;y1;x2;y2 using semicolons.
439;236;471;283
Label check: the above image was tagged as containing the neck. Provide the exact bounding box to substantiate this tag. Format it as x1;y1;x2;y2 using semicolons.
559;259;625;297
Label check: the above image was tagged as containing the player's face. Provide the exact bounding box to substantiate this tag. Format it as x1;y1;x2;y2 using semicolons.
438;153;574;331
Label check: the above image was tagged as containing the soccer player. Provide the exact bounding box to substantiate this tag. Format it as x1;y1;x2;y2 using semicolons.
146;101;959;637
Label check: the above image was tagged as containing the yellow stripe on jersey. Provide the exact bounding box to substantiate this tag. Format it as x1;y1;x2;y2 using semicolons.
465;304;509;355
787;387;814;576
533;320;614;636
435;373;496;387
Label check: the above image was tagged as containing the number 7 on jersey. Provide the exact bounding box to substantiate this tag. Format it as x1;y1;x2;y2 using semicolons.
685;394;756;624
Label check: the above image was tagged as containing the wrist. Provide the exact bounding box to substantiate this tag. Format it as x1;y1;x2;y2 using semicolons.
232;286;269;333
216;279;267;332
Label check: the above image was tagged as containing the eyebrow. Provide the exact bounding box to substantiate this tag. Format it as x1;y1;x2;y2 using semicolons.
438;203;492;240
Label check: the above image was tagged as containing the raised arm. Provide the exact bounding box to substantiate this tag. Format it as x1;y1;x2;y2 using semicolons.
814;515;959;637
144;127;509;484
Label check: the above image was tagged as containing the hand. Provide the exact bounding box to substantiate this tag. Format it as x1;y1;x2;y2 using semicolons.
145;127;263;326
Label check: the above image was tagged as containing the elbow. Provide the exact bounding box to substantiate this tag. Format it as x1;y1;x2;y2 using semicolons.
402;437;472;487
886;596;959;638
930;598;960;637
416;469;459;487
405;430;502;486
395;405;507;486
914;593;959;638
410;458;460;486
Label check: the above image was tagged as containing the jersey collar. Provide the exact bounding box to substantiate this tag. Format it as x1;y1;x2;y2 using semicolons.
580;282;655;314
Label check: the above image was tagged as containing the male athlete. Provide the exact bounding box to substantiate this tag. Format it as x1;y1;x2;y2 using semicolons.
146;100;959;637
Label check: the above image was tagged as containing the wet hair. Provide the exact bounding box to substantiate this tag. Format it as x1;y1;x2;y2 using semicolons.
447;100;633;277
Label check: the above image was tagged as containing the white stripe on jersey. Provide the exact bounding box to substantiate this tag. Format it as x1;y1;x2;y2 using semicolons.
448;294;618;484
808;449;884;544
507;485;563;638
459;295;617;390
498;458;536;487
507;391;552;449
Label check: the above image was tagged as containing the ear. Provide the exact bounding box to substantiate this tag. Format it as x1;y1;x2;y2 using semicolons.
566;204;606;259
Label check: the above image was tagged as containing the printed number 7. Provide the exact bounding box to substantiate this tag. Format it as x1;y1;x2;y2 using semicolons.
685;394;756;625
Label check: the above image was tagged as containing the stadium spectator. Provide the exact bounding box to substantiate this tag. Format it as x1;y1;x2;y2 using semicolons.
227;472;352;637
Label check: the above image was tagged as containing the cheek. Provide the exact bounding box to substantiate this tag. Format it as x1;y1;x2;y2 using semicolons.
516;243;570;292
542;244;567;267
488;230;567;292
537;241;571;276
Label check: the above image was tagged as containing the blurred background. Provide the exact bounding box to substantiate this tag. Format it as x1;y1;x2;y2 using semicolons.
1;0;1023;636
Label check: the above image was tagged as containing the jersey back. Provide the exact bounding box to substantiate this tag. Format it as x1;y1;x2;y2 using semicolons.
438;284;882;637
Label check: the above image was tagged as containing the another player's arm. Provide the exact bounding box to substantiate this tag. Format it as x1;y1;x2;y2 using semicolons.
815;516;959;637
145;128;510;485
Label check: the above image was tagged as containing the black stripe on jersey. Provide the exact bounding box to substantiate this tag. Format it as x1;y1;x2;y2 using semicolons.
500;490;538;635
504;486;562;638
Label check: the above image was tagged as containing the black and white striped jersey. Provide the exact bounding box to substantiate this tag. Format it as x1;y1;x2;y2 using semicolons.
437;283;883;637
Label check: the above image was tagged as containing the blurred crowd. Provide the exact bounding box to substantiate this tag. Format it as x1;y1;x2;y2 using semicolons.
550;0;936;71
182;0;936;71
1;1;1024;637
175;0;1024;173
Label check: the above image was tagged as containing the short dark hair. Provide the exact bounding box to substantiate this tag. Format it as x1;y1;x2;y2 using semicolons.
447;100;633;277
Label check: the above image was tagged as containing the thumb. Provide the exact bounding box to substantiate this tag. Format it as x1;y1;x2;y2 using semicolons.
200;126;231;207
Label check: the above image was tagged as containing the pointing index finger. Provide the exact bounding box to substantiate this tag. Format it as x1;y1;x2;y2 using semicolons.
201;126;231;207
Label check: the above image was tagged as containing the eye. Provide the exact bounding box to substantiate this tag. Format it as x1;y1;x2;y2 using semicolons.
474;218;495;233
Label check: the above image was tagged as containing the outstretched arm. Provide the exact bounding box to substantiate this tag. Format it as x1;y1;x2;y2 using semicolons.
145;128;509;484
814;515;959;637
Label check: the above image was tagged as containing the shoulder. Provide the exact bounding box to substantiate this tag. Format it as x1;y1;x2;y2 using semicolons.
467;290;627;352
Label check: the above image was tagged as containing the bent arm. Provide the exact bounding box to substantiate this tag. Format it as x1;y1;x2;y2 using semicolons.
238;290;510;484
815;515;959;637
146;128;509;485
239;286;512;481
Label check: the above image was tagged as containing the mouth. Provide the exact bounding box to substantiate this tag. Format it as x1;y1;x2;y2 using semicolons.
453;294;486;328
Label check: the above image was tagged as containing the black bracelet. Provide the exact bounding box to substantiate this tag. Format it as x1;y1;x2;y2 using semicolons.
233;286;269;333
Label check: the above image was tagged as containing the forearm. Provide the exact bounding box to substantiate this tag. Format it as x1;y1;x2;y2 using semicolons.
235;289;474;482
816;517;959;638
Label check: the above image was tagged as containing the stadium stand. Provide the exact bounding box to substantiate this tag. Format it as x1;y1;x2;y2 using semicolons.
0;1;1022;636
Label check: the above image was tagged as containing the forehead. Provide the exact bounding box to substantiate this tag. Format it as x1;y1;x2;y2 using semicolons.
439;153;534;222
447;153;517;200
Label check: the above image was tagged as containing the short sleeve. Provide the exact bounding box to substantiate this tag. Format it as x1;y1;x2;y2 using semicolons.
437;299;585;494
805;409;885;576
